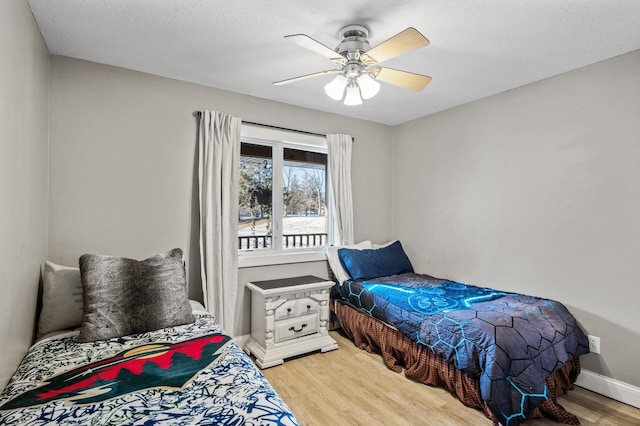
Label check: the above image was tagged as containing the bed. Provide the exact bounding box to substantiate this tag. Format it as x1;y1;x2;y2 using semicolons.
0;249;297;425
328;240;589;426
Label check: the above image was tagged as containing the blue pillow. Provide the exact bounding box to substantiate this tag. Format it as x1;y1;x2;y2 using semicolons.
338;240;414;281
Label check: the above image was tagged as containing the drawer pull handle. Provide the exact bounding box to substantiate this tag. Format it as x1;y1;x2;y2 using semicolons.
289;324;308;333
287;308;292;313
306;304;311;309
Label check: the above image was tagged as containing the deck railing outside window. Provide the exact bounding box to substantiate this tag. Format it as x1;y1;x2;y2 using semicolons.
239;233;327;250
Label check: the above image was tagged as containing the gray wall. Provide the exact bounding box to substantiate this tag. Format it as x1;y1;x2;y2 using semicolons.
0;0;50;389
392;50;640;387
48;56;393;336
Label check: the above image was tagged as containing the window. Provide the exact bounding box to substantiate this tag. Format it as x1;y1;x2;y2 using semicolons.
239;143;274;250
238;126;331;264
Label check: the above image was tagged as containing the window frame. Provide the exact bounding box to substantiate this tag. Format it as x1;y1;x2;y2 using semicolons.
238;126;333;268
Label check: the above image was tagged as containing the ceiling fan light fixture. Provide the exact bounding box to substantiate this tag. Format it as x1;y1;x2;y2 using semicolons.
277;25;431;106
357;72;380;99
343;81;363;106
324;74;348;100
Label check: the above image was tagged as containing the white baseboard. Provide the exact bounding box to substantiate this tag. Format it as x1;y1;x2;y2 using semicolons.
576;369;640;409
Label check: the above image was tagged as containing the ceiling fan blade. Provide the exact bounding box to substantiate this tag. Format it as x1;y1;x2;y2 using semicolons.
273;69;339;86
285;34;344;63
361;27;429;65
370;66;432;91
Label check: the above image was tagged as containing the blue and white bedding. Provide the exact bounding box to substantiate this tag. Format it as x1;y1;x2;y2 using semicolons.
336;273;589;425
0;310;297;425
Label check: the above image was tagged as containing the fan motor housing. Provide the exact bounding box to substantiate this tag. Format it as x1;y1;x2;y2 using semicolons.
336;24;371;56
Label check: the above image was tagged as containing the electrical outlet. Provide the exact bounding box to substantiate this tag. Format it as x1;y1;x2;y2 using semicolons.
588;335;600;354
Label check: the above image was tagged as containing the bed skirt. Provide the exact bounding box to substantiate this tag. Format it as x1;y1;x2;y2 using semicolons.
335;301;582;425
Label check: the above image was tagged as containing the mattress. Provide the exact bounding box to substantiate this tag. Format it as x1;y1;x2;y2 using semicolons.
0;309;298;425
335;272;589;425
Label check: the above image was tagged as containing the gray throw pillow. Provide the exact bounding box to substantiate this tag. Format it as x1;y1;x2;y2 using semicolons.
77;248;194;342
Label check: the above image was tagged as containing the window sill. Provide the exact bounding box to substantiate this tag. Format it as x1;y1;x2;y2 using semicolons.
238;250;327;268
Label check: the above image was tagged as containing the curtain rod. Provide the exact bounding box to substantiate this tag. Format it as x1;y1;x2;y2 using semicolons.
195;112;354;142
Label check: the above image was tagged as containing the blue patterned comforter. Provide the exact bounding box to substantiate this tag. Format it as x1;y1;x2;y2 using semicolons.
0;310;297;425
337;273;589;425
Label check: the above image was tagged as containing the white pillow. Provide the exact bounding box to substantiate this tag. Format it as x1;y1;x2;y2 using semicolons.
372;239;398;249
189;300;207;312
326;241;373;285
37;261;84;338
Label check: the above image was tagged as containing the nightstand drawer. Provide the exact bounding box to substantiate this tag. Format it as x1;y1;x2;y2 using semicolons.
274;297;319;320
275;314;318;343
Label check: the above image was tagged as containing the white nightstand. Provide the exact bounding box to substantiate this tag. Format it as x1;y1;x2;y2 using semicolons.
244;275;338;368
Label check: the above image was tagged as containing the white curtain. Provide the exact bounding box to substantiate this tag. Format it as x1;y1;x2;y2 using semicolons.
327;134;354;245
197;110;241;335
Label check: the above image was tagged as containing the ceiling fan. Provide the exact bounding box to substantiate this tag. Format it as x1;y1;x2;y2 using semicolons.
273;24;432;105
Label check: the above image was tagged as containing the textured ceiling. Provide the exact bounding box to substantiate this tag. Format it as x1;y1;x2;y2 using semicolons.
28;0;640;126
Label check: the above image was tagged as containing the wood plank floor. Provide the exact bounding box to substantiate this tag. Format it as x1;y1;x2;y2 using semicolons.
260;331;640;425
